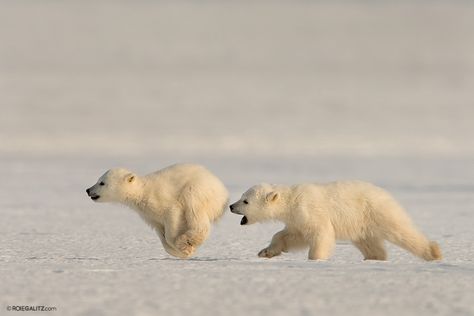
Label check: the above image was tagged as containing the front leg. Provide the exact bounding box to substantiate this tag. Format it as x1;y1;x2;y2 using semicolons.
258;228;307;258
307;223;335;260
154;225;190;259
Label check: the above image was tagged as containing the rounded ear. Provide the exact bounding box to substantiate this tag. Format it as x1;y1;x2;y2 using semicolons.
124;173;135;183
266;191;279;202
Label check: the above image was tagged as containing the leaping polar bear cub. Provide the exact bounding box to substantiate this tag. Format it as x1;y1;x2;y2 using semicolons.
87;164;229;258
230;181;442;261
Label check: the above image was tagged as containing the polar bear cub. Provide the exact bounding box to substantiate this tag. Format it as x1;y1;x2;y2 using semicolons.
86;164;229;258
230;182;442;261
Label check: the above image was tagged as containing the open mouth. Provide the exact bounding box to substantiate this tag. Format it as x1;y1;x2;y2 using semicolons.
240;216;248;225
91;195;100;201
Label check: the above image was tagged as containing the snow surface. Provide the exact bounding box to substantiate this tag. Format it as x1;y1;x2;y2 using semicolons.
1;1;474;316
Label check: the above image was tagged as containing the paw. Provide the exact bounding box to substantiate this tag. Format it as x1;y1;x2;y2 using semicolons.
258;248;280;258
175;234;195;258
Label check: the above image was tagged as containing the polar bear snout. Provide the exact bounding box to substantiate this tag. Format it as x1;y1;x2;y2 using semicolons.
229;202;250;225
86;187;101;201
229;203;241;214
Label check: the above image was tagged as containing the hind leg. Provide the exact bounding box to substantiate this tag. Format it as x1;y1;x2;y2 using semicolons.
175;207;211;255
353;237;387;261
155;225;191;259
384;225;441;261
161;206;206;258
176;220;210;248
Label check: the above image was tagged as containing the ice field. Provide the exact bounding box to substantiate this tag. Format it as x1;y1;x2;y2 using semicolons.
1;1;474;315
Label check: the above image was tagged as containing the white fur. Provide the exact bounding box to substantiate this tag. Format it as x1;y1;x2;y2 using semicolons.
87;164;229;258
230;181;442;261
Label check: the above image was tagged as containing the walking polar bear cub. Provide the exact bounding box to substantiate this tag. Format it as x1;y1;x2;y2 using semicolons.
230;181;442;261
86;164;228;258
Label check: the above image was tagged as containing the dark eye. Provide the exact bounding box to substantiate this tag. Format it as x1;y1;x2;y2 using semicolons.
243;200;249;204
99;182;105;186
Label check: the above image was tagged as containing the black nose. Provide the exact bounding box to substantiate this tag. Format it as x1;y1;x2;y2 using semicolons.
86;188;90;195
230;204;234;211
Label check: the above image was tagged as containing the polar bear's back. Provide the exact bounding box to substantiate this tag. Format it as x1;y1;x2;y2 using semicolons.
295;181;413;240
146;164;229;222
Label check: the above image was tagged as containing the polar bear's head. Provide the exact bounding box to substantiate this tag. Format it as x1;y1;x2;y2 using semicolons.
229;183;282;225
86;168;140;203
